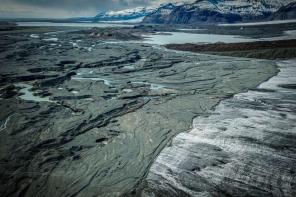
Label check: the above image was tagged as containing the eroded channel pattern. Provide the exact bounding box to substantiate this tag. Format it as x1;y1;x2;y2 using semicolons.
141;60;296;197
0;29;278;196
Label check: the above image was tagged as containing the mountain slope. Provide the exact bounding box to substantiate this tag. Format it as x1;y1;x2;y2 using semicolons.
93;6;158;22
271;1;296;20
142;0;296;24
140;3;179;24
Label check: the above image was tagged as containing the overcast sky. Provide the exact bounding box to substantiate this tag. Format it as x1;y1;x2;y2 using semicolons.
0;0;192;18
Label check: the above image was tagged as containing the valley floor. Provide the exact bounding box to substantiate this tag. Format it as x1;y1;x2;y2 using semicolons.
0;23;295;196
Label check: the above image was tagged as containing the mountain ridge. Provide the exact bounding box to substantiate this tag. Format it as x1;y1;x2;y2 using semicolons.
91;0;296;24
142;0;296;24
93;3;180;22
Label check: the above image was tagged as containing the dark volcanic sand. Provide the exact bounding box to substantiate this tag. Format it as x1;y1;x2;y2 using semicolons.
0;25;280;196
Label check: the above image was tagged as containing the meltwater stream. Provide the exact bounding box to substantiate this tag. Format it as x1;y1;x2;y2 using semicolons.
142;60;296;197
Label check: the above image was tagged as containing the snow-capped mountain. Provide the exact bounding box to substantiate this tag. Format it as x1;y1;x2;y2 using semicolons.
142;0;296;24
142;3;179;24
93;3;182;23
93;6;158;22
91;0;296;24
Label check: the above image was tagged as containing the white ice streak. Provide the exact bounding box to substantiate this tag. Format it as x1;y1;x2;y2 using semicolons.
146;59;296;195
30;34;39;38
0;114;15;132
43;37;59;42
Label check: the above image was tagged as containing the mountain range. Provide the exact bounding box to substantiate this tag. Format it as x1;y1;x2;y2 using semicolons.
92;0;296;24
93;6;158;22
143;0;296;24
92;3;183;23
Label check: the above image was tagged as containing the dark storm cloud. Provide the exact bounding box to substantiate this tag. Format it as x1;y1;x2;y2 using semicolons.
1;0;150;12
9;0;117;11
0;0;189;18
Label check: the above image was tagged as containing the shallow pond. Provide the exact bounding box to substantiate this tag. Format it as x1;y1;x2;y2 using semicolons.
143;32;256;45
17;83;52;102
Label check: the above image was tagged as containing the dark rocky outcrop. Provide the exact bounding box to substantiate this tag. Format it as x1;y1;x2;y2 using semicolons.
0;85;18;99
38;72;76;87
271;2;296;20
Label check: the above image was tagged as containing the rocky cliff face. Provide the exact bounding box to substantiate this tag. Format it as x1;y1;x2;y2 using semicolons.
139;3;179;24
142;0;296;24
271;2;296;20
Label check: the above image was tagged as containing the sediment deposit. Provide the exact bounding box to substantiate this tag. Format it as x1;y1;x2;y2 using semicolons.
0;27;279;196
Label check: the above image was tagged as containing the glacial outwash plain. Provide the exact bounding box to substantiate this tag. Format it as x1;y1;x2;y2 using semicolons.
0;0;296;196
